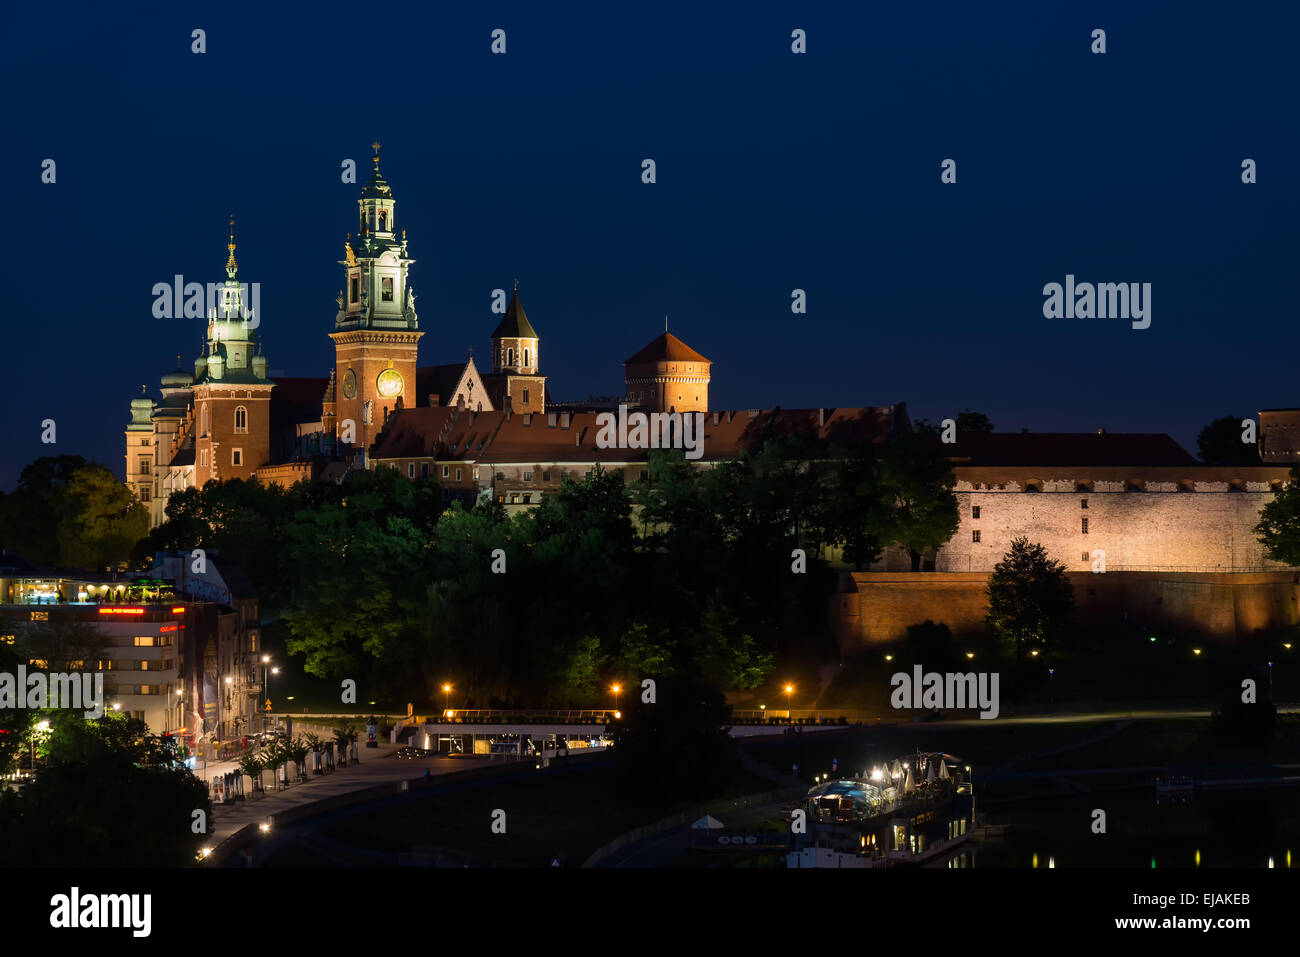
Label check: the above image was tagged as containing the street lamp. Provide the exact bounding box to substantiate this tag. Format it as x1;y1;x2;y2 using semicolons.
611;683;621;714
784;683;794;720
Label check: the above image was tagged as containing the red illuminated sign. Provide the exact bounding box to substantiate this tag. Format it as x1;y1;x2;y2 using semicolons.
98;607;145;615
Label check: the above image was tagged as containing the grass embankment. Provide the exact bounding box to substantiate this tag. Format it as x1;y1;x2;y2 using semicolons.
266;762;775;867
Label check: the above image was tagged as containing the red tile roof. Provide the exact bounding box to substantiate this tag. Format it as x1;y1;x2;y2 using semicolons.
371;406;903;465
623;332;711;365
935;432;1197;467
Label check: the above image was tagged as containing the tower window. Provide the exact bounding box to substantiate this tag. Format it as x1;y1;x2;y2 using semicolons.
1081;517;1089;534
232;448;243;467
379;211;387;231
381;277;393;302
972;530;980;543
523;388;530;404
972;506;980;519
1080;498;1088;509
234;406;247;433
507;348;515;366
523;349;530;367
350;277;359;302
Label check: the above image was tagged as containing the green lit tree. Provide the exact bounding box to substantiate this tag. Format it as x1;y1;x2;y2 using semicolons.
986;538;1075;662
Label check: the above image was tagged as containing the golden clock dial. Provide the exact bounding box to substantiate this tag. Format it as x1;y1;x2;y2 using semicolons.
341;369;357;399
376;368;403;398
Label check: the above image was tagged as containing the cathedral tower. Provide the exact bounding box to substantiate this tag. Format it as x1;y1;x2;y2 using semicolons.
191;220;274;487
624;331;711;413
328;143;423;458
483;282;546;414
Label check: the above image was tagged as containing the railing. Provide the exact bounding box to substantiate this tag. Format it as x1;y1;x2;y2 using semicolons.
420;709;617;723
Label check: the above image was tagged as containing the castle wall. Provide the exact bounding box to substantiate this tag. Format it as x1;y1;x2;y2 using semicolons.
939;479;1289;574
838;570;1300;650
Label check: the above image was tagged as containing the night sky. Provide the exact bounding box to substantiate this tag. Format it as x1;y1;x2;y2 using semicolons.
3;1;1297;490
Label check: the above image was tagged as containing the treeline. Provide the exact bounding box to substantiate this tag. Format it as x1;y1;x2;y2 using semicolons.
133;434;958;706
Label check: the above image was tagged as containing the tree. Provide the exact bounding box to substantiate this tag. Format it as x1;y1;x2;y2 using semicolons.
822;440;887;571
955;409;995;433
1197;415;1259;466
986;538;1075;661
912;411;994;435
0;711;210;866
12;619;111;672
239;750;266;795
611;675;737;807
0;456;146;570
1256;467;1300;565
879;434;960;570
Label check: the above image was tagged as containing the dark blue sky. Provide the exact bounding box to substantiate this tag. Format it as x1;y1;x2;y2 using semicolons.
3;1;1297;489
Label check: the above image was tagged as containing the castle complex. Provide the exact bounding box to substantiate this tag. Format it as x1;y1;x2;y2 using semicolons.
126;148;1300;645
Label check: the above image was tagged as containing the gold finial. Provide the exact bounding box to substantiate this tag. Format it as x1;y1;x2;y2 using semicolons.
371;141;381;168
226;214;237;273
513;277;519;292
141;384;147;396
176;353;181;368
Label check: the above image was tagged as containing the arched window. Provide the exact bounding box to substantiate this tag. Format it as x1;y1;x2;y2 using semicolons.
201;403;209;435
507;348;515;366
234;406;247;433
523;348;530;367
378;211;387;231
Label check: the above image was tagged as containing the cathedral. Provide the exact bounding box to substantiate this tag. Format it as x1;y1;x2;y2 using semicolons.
126;146;718;526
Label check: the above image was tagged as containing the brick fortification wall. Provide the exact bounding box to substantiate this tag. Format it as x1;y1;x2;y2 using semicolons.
940;482;1287;574
838;570;1300;649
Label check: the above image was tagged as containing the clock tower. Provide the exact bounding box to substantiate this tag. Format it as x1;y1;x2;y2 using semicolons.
328;143;423;460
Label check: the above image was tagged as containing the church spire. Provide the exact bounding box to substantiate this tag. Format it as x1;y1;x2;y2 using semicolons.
226;215;238;279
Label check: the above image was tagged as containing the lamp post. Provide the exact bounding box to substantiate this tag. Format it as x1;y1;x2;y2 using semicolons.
224;676;233;743
611;683;621;716
442;683;452;716
261;656;272;733
784;684;794;721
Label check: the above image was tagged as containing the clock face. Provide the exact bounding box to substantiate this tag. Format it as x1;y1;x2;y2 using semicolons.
376;368;404;398
341;369;357;399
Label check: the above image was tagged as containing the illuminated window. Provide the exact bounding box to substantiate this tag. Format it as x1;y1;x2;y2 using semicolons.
381;277;393;302
442;465;449;478
133;637;156;647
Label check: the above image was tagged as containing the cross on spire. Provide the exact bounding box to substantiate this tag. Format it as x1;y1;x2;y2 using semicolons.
372;141;381;169
513;277;519;291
